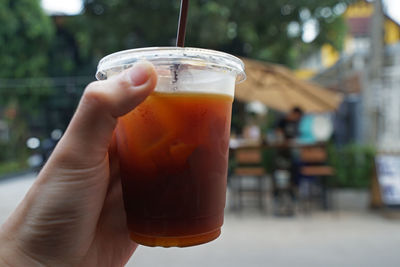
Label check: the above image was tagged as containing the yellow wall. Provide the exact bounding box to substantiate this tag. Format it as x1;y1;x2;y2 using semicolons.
385;19;400;45
321;44;340;68
345;1;373;18
294;69;316;80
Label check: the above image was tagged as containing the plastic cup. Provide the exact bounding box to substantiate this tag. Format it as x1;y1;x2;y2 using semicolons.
96;47;245;247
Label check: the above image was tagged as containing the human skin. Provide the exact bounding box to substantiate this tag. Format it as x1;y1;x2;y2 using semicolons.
0;61;158;267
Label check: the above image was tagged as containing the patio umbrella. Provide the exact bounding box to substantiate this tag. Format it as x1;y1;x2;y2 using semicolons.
236;58;343;113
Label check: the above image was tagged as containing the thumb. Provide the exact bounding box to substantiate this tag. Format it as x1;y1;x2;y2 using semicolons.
54;61;158;166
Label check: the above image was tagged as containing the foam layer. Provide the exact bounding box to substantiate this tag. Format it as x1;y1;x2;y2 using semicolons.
156;66;236;97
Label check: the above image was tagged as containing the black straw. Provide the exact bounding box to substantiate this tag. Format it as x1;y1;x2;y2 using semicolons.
176;0;189;47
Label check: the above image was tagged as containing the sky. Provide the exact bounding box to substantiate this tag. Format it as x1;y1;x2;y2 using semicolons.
41;0;83;15
384;0;400;23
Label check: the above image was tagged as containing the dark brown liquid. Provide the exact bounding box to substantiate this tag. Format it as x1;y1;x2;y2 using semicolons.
116;92;233;247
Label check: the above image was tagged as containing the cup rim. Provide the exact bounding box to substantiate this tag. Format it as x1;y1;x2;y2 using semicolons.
96;47;246;83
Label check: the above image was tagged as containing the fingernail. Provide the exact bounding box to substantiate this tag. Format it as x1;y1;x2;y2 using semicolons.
128;62;152;86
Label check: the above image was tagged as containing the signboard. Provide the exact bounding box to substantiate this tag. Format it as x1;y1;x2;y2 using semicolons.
375;155;400;206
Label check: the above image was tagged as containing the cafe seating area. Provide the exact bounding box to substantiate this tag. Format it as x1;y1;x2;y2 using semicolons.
228;138;335;215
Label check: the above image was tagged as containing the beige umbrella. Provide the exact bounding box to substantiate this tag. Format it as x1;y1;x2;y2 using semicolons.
236;58;343;113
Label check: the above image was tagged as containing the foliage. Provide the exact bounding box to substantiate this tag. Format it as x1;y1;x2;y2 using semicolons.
0;0;55;173
0;0;55;110
0;0;54;79
0;161;25;177
73;0;355;68
327;143;376;188
0;0;55;107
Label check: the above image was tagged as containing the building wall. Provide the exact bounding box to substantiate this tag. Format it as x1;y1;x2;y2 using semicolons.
297;0;400;150
297;0;400;76
378;65;400;152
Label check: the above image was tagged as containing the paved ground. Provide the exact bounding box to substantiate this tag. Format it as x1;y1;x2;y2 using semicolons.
1;173;400;267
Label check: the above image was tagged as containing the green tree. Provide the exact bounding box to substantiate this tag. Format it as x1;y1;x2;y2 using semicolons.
0;0;54;109
0;0;54;79
71;0;354;69
0;0;54;169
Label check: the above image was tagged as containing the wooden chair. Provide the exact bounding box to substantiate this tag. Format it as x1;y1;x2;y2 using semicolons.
299;146;334;211
229;147;268;212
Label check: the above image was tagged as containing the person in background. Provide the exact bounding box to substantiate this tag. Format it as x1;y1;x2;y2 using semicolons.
272;106;304;215
275;106;304;142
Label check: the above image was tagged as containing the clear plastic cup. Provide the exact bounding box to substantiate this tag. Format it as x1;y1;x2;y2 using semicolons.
96;47;245;247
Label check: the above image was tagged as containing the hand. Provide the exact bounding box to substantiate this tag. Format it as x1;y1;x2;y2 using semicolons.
0;62;158;266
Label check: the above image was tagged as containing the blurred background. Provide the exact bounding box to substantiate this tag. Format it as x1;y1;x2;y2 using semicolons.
1;0;400;266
